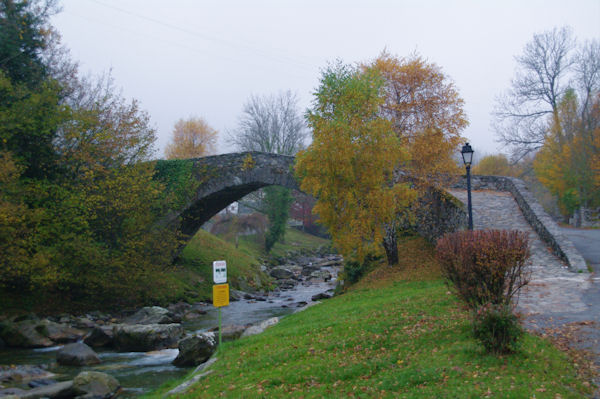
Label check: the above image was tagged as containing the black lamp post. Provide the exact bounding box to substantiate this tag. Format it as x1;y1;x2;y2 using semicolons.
461;143;474;230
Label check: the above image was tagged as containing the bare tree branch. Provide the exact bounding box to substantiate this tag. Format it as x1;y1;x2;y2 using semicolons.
493;26;576;158
228;90;307;156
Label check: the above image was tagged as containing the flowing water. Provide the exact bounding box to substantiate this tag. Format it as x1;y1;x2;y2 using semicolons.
0;269;337;397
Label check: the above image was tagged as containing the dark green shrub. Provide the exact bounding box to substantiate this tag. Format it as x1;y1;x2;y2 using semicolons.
435;229;531;309
472;303;523;354
343;259;365;284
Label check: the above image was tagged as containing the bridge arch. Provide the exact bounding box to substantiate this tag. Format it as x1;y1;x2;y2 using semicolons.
167;152;299;238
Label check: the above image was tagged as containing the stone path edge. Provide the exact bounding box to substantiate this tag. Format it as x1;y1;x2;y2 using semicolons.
451;175;588;272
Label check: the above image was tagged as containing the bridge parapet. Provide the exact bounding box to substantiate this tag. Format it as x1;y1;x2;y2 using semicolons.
451;175;587;272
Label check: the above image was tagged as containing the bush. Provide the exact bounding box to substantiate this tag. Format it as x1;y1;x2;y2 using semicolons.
472;303;523;354
343;259;366;284
341;252;382;285
436;229;530;309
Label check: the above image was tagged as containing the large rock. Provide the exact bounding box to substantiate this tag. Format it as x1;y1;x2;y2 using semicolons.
0;387;27;397
172;333;216;367
39;320;86;344
84;325;114;348
72;371;120;399
0;365;55;384
308;270;332;282
19;381;75;399
167;302;191;315
113;324;183;352
269;267;294;279
123;306;176;325
241;317;279;338
0;320;53;348
56;342;101;366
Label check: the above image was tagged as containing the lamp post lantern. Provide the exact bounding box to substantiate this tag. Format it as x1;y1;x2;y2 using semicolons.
461;143;474;230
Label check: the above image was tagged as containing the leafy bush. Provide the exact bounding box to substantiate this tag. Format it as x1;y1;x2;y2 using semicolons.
472;303;523;354
343;259;366;284
436;230;530;308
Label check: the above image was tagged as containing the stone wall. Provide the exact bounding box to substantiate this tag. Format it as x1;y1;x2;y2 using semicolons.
451;175;587;272
410;187;468;242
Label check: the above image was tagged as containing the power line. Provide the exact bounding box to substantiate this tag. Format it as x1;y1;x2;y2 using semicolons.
63;10;313;81
84;0;318;71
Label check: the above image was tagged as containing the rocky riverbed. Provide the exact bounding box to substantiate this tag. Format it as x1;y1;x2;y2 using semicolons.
0;254;341;398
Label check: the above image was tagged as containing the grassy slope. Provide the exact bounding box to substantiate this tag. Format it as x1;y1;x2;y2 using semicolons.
168;227;330;303
237;226;331;260
148;236;591;398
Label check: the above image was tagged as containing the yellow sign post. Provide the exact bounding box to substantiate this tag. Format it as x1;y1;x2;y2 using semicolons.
213;283;229;347
213;283;229;307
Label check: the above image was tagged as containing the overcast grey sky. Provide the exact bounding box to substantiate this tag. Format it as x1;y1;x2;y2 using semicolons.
51;0;600;158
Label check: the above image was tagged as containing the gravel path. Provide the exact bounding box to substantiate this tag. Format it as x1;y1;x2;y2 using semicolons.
450;189;599;392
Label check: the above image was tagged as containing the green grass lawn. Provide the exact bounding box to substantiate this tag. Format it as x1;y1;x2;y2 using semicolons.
148;236;592;398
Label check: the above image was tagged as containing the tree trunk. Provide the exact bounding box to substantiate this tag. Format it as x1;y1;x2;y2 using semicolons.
382;223;398;266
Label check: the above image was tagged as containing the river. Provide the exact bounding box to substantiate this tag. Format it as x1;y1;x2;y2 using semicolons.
0;267;338;397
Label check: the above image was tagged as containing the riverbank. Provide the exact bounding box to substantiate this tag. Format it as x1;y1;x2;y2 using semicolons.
0;252;339;397
148;236;593;398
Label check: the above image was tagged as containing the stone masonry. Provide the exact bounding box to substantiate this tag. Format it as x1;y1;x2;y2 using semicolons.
449;189;591;319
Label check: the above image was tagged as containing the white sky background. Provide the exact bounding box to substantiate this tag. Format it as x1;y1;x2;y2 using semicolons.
51;0;600;159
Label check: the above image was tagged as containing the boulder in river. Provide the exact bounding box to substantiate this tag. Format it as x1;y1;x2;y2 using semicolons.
72;371;120;399
0;365;55;384
0;320;53;348
172;333;216;367
56;342;101;366
18;380;74;399
113;323;183;352
167;302;191;315
83;325;114;348
269;267;294;280
0;387;27;397
39;320;86;344
123;306;177;325
308;270;332;282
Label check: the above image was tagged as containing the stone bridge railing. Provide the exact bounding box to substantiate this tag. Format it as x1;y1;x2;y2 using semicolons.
451;175;587;272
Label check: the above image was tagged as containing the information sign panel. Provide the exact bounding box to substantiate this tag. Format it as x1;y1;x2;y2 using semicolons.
213;283;229;307
213;260;227;284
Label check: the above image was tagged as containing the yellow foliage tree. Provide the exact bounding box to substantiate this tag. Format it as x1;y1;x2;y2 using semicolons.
165;116;217;159
534;90;600;217
295;63;415;265
366;52;468;185
473;154;520;177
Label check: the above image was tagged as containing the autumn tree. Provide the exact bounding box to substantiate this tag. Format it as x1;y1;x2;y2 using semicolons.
0;1;180;308
534;89;600;218
473;154;520;177
494;27;599;223
164;116;217;159
296;62;415;264
229;91;307;250
362;52;467;258
366;52;467;185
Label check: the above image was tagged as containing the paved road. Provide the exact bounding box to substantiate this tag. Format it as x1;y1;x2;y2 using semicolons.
561;228;600;273
451;190;600;392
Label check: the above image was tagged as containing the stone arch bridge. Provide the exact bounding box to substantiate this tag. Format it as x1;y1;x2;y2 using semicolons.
159;151;463;243
162;152;299;238
158;151;585;273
